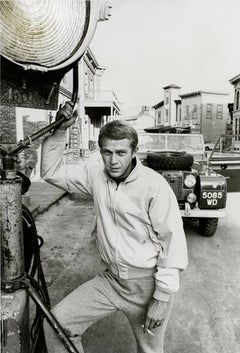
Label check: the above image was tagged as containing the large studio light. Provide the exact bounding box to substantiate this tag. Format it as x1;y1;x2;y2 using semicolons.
0;0;109;72
0;0;111;109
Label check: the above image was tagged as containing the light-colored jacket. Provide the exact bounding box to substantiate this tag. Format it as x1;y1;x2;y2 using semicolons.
41;131;188;302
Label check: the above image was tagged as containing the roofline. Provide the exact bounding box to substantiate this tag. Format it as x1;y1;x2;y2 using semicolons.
125;113;155;121
84;47;100;68
125;117;137;121
162;84;181;89
179;90;229;98
152;100;164;109
229;74;240;85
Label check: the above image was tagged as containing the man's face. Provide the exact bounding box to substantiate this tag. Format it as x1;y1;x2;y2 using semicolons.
100;138;137;180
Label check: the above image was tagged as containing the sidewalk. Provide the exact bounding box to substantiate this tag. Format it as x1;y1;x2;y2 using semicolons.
24;180;67;217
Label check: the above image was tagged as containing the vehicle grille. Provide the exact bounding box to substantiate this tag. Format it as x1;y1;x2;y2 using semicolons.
161;171;193;201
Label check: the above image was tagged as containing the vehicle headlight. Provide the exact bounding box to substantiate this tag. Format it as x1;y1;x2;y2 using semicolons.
184;174;196;188
187;193;197;204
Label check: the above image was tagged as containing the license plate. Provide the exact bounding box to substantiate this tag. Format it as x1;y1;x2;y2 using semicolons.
201;191;223;206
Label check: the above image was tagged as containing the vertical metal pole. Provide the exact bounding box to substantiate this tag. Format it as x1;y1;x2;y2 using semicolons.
1;177;25;290
1;177;30;352
1;290;29;353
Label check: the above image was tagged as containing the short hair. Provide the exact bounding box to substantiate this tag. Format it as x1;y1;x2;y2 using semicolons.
98;120;138;151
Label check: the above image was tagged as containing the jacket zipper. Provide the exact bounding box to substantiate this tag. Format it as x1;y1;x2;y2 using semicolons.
112;181;120;271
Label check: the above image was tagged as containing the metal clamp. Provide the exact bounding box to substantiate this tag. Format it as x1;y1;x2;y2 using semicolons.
1;275;27;293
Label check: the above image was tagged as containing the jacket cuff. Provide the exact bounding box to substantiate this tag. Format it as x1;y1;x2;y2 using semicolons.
153;287;171;302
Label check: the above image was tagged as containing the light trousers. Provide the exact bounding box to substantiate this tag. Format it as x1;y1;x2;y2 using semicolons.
44;270;173;353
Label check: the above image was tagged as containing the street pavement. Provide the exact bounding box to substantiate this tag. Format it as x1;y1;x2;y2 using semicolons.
28;182;240;353
25;180;67;217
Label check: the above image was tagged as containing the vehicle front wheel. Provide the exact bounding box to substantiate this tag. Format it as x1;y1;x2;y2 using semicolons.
199;218;218;237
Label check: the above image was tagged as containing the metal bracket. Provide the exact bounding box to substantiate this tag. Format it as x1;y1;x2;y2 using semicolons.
184;202;191;216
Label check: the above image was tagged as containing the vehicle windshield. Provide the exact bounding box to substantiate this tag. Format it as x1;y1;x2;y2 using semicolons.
208;134;240;160
138;133;205;155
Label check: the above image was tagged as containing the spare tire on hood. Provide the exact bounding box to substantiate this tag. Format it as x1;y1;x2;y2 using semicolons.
146;151;194;171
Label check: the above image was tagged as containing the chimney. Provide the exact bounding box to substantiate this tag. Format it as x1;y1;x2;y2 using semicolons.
141;106;150;114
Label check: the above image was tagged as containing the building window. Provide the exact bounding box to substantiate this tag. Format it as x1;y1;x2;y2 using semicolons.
206;104;212;119
235;117;240;135
236;91;240;110
179;108;181;121
185;105;189;119
165;109;169;122
192;104;197;119
165;90;169;105
84;71;89;98
89;75;94;99
157;111;161;124
216;104;223;119
176;106;181;122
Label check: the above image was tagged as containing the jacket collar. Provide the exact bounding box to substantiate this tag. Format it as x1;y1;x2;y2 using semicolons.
103;157;143;183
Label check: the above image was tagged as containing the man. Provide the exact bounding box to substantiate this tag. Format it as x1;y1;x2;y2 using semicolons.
41;101;188;353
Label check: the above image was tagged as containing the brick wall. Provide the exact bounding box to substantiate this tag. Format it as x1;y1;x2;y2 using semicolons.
0;106;48;175
0;106;16;144
22;118;48;174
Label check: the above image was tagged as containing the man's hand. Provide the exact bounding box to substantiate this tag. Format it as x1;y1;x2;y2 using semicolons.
56;101;78;131
143;298;169;334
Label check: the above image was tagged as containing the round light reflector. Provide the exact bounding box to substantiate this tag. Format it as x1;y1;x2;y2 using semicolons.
184;174;196;188
0;0;94;70
187;193;197;204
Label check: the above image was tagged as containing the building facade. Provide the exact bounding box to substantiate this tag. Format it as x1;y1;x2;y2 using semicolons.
59;48;121;162
152;85;230;143
229;74;240;141
153;84;181;127
125;106;155;133
179;90;229;142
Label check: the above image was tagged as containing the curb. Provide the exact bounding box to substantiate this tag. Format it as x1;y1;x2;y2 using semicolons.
31;192;68;219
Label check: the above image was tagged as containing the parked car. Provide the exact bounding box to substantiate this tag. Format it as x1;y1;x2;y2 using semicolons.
137;133;227;237
204;141;214;151
204;141;221;151
233;141;240;152
207;134;240;192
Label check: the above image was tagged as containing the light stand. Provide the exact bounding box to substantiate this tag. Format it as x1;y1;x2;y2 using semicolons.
1;65;80;353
